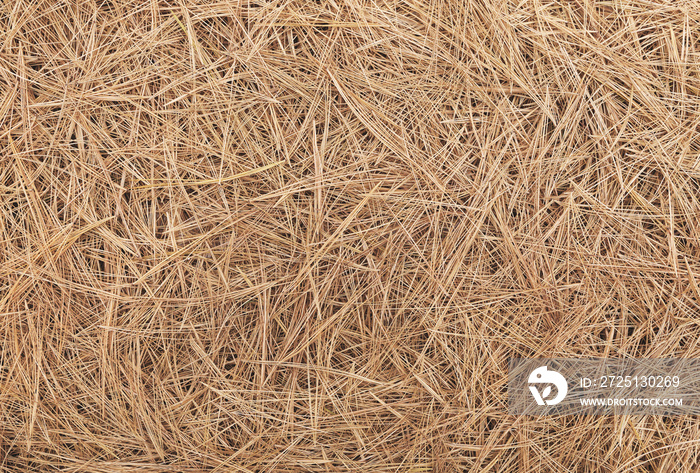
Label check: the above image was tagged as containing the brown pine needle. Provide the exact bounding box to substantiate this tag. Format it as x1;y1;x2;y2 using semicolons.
133;161;285;189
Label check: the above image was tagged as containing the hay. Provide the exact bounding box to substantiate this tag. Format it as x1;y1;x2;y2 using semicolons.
1;0;700;470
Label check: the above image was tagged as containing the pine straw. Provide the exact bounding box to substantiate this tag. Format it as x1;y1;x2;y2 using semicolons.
1;0;700;471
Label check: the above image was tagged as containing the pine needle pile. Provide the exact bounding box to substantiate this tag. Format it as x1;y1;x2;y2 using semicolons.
2;0;700;471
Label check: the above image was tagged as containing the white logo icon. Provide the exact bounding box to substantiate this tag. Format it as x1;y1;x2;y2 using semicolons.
528;366;568;405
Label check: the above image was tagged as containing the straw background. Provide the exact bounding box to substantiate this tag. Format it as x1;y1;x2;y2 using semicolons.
2;0;700;471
